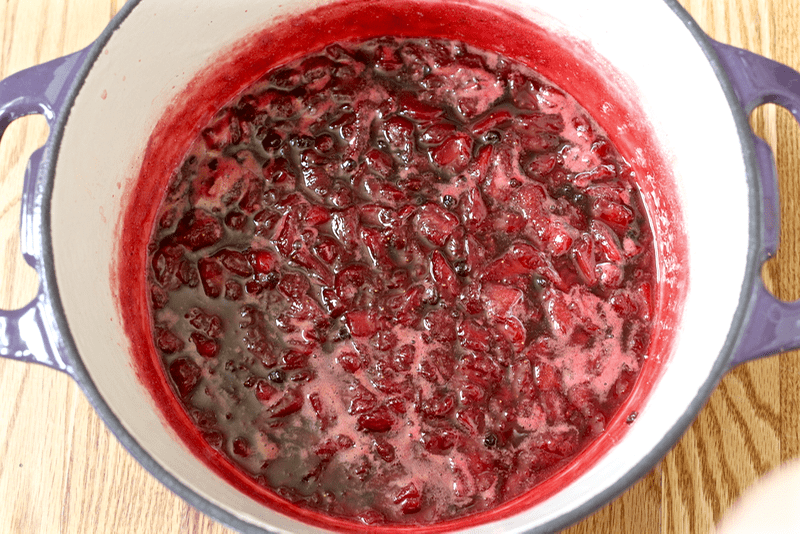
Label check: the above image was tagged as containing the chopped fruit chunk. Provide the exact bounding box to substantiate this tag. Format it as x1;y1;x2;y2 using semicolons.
413;203;459;246
173;209;223;251
169;358;201;397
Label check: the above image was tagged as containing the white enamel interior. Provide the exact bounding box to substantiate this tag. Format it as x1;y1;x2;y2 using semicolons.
50;0;749;532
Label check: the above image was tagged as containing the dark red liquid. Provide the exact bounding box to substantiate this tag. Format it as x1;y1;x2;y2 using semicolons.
145;36;653;525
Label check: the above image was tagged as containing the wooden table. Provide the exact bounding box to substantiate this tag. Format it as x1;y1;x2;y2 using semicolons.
0;0;798;532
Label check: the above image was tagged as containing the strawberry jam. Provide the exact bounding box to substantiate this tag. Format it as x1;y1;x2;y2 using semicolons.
146;37;654;525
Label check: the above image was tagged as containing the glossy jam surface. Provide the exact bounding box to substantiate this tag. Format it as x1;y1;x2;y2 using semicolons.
146;37;654;525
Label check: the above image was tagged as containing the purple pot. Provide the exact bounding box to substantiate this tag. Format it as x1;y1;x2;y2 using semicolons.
0;0;799;532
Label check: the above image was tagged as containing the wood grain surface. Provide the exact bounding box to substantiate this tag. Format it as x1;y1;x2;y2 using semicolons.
0;0;798;532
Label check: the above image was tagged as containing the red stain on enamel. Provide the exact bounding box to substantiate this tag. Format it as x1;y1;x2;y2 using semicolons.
115;1;687;532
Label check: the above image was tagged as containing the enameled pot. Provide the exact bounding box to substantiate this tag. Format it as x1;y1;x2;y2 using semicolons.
2;0;800;532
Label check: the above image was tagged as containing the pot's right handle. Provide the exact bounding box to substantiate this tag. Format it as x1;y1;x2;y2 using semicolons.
0;48;90;374
711;40;800;368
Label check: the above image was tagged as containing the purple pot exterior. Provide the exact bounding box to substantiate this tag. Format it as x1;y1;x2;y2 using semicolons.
709;40;800;368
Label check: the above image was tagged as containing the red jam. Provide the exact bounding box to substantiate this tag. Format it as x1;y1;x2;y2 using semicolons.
146;37;654;525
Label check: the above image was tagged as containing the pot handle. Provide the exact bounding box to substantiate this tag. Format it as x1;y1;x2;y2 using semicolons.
0;48;90;374
710;39;800;368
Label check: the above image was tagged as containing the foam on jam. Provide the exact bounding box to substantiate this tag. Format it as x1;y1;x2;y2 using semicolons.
144;37;654;525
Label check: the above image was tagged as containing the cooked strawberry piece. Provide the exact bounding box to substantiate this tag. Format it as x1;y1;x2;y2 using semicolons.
593;197;634;229
215;249;253;277
361;227;395;271
150;285;169;309
596;262;623;288
321;288;345;318
461;188;488;230
609;291;639;319
345;309;379;338
335;264;372;303
358;405;395;432
572;233;597;285
421;428;457;454
493;317;527;350
482;242;562;290
262;156;295;185
272;212;301;258
237;178;263;213
277;272;310;299
470;109;513;136
609;365;638;405
430;250;460;303
289;248;334;286
364;176;407;206
374;438;396;463
635;281;653;320
458;320;492;352
314;236;341;264
430;133;472;174
151;244;184;288
543;221;574;257
421;393;455;418
190;332;219;359
590;220;623;263
391;344;416;372
542;288;575;338
175;258;197;286
387;284;424;327
267;387;304;418
514;110;565;134
458;352;502;385
186;308;224;338
198;257;224;298
305;205;332;226
393;482;423;514
534;361;562;392
309;392;337;430
247;249;275;274
420;122;457;145
347;383;378;415
423;308;457;343
398;94;443;121
155;327;184;354
174;209;223;251
169;358;201;397
232;437;251;458
382;115;414;152
413;203;459;246
280;349;309;370
523;152;558;179
338;351;361;373
492;209;526;235
314;434;354;460
455;407;486;437
254;378;277;403
364;148;394;176
330;209;360;249
482;284;522;318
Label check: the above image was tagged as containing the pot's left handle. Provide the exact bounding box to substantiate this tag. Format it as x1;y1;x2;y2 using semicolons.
710;40;800;368
0;48;90;373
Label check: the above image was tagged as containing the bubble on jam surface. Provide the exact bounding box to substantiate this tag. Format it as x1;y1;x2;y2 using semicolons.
145;36;655;525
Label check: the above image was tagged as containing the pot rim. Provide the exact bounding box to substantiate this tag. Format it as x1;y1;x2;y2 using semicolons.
39;1;762;532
